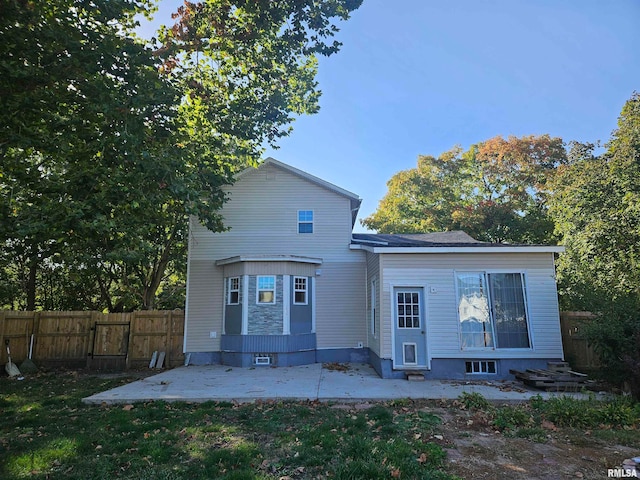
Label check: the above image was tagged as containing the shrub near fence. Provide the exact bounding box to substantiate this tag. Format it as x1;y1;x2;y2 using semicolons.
559;311;601;372
0;310;184;370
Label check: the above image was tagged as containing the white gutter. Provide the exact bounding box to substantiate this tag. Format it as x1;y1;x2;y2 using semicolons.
350;244;565;254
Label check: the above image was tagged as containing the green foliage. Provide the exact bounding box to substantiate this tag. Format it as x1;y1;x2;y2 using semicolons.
362;135;567;243
457;391;492;411
529;395;640;428
0;0;362;311
549;92;640;398
492;406;533;432
579;301;640;392
0;0;183;310
488;395;639;441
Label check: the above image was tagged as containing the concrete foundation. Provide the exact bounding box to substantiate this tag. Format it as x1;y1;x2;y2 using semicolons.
187;347;562;381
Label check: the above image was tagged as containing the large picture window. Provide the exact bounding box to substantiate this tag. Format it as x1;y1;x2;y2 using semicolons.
456;272;530;349
257;276;276;304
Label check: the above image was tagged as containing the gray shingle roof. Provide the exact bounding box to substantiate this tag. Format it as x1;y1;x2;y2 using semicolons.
351;231;492;247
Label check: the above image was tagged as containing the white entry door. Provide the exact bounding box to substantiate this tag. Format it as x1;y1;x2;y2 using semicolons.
393;288;427;368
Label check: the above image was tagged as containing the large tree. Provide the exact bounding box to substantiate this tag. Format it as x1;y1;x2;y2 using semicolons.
550;92;640;397
0;0;362;310
0;0;178;310
551;93;640;307
362;135;567;244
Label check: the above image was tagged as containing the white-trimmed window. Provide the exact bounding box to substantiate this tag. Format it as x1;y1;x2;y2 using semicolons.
397;291;421;329
293;276;307;304
466;360;497;374
227;277;240;305
298;210;313;234
456;272;531;349
257;276;276;304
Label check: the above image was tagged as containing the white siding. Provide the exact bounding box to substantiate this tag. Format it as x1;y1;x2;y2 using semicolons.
380;253;563;361
315;261;367;349
185;260;224;352
190;163;356;263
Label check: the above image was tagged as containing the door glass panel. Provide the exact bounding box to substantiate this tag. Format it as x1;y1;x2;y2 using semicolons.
397;290;420;329
489;273;530;348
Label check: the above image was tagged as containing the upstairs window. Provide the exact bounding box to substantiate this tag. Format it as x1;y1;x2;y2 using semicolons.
298;210;313;233
227;277;240;305
293;277;308;304
257;276;276;304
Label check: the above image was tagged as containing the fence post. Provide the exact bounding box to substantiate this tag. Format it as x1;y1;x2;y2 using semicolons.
126;312;135;370
86;311;98;368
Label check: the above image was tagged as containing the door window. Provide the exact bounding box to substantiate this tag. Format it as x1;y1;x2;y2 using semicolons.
397;291;420;328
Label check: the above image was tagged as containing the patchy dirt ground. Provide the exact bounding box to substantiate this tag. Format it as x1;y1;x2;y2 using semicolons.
428;404;638;479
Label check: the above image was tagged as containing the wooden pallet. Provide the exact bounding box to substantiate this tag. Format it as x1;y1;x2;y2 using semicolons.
510;363;591;391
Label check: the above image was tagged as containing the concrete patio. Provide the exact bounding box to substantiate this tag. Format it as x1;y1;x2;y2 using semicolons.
82;363;597;405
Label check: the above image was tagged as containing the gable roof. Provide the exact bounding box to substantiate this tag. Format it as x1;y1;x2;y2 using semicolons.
237;157;362;227
351;231;565;254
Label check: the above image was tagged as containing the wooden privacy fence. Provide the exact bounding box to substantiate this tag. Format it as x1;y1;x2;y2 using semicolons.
559;311;601;372
0;310;184;370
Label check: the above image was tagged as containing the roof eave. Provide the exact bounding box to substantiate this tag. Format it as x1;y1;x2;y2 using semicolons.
216;255;324;266
350;244;565;254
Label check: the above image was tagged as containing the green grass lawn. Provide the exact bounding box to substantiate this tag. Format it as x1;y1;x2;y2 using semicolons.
0;372;454;480
1;372;639;480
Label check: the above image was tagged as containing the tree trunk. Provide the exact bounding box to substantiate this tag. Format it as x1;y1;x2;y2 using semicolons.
141;247;173;310
141;222;182;310
26;258;37;311
96;272;114;313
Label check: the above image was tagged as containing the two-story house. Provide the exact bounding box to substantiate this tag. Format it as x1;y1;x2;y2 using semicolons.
184;158;565;379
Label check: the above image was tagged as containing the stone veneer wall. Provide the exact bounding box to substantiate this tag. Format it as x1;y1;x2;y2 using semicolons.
247;275;283;335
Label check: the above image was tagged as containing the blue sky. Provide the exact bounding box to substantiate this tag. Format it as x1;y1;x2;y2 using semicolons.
139;0;640;232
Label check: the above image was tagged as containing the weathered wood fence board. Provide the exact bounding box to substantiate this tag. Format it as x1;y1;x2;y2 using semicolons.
559;311;601;372
0;310;184;370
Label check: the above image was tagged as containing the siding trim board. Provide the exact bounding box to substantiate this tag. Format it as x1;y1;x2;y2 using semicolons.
283;275;291;335
311;277;316;333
